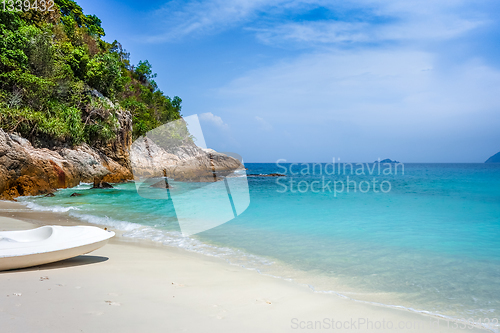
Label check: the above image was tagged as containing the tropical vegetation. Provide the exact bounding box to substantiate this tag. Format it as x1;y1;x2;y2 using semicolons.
0;0;182;147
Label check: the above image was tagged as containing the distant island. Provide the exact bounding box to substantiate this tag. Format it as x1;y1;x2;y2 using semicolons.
375;159;400;163
485;152;500;163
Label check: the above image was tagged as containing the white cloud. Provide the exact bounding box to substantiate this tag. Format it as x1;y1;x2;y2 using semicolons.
144;0;500;162
199;112;229;129
252;21;371;44
148;0;491;45
252;0;488;45
214;49;500;161
255;116;273;131
149;0;282;42
254;17;484;45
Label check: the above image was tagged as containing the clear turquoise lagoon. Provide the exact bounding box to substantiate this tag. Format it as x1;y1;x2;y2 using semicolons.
20;163;500;327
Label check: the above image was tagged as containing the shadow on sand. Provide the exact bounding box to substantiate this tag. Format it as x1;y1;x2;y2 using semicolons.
0;255;109;273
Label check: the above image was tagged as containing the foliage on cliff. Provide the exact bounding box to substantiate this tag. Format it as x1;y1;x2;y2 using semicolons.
0;0;182;147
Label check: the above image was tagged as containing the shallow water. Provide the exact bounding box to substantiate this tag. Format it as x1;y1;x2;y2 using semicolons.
20;163;500;329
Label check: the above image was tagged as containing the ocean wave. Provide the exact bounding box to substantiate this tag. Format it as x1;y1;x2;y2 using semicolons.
21;201;81;213
111;216;499;332
73;185;91;190
305;288;499;332
69;212;143;231
64;211;275;269
118;224;275;268
16;198;499;333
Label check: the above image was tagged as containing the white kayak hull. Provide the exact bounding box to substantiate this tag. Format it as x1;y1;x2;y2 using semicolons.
0;226;115;271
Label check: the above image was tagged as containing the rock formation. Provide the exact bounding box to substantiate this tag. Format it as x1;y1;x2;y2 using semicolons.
485;152;500;163
1;110;243;199
130;137;243;182
0;129;131;200
91;179;114;189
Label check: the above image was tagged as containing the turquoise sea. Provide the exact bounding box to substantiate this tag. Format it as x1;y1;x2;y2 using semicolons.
20;163;500;330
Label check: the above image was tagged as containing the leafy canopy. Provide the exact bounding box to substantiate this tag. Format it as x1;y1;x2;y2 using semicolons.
0;1;182;147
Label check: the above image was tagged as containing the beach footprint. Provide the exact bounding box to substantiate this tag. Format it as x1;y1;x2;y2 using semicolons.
255;298;272;305
210;305;227;320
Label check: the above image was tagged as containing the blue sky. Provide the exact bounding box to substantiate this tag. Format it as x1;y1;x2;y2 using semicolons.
80;0;500;162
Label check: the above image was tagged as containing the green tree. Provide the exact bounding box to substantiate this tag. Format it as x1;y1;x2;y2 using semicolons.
1;0;182;148
85;53;122;98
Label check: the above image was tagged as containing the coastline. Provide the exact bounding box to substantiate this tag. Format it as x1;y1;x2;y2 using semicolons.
0;200;492;333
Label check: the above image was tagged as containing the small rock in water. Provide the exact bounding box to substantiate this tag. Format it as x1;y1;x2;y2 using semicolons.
70;193;82;197
44;193;55;197
90;180;114;189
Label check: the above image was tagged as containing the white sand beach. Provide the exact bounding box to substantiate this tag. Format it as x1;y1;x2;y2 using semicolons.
0;200;490;333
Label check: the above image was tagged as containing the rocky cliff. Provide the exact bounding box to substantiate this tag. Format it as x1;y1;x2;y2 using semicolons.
0;107;134;200
0;111;242;199
0;128;133;200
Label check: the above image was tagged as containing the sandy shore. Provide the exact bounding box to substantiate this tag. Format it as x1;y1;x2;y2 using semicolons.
0;200;490;333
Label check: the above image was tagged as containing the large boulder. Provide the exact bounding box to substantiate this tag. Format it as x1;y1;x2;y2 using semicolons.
130;137;243;182
0;129;131;200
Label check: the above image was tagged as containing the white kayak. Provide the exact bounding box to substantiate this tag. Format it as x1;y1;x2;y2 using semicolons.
0;225;115;271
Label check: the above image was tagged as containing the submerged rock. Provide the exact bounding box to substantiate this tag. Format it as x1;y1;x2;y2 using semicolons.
44;193;56;197
70;193;83;197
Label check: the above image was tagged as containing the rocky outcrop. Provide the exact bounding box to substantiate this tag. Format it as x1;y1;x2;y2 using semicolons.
0;109;241;199
0;129;131;200
94;109;133;171
130;137;243;182
485;152;500;163
91;179;114;189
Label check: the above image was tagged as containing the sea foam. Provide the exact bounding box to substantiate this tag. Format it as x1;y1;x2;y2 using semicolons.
22;202;80;213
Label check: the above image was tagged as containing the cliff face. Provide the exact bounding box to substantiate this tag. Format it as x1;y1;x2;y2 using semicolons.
92;109;134;183
0;110;133;200
0;110;242;199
